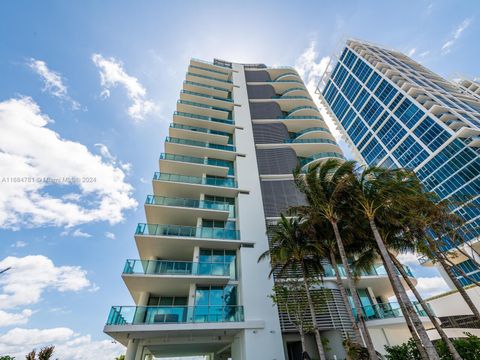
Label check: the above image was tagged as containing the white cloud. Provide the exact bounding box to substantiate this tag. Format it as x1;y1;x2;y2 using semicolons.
407;48;416;57
418;51;430;58
441;18;472;55
104;232;116;240
396;252;421;266
0;327;124;360
0;309;33;327
0;97;137;229
71;229;92;238
11;241;27;248
27;58;80;110
0;255;93;310
91;53;158;121
414;276;450;299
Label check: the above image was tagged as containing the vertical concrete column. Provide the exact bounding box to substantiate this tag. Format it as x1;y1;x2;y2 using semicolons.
231;63;285;360
125;339;139;360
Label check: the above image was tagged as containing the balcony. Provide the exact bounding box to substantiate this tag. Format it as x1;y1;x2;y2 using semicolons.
251;96;315;111
180;90;234;110
177;100;231;120
165;136;236;161
286;106;320;118
159;153;233;177
107;305;244;326
186;72;234;90
124;259;234;279
183;80;230;100
173;111;235;133
188;64;231;81
170;123;231;145
281;87;311;97
122;260;234;300
358;302;429;322
291;127;334;141
152;172;240;198
300;152;345;168
134;223;245;262
144;195;232;224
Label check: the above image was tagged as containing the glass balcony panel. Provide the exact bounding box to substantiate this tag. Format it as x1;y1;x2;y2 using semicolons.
153;172;237;188
123;260;232;277
145;195;230;211
106;306;244;325
174;111;234;125
166;137;236;152
135;223;240;240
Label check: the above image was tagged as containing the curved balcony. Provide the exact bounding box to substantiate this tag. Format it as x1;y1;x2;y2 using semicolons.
281;87;311;97
282;138;341;158
270;95;315;110
165;137;236;161
144;195;232;224
180;90;234;110
169;123;231;145
134;223;245;260
173;111;235;133
273;72;301;82
191;58;233;72
300;152;345;168
159;153;233;177
107;305;244;326
176;100;231;120
186;72;234;90
153;172;240;198
286;106;320;118
122;260;234;301
291;127;334;141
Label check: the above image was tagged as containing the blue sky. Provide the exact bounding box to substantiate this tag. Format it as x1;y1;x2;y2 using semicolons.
0;1;478;358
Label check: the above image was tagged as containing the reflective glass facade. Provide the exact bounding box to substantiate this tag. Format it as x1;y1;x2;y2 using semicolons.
322;40;480;285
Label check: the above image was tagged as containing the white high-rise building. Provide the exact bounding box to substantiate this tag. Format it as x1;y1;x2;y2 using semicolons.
104;58;425;359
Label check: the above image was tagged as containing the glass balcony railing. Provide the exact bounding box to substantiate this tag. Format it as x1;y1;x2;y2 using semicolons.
277;115;322;120
153;172;237;188
123;259;233;277
284;138;338;145
181;90;233;103
135;223;240;240
281;88;308;96
273;96;312;101
145;195;231;212
166;136;236;152
107;305;244;325
174;111;234;125
322;263;415;278
300;152;345;166
186;72;233;84
356;301;429;321
159;153;234;175
189;64;231;77
177;100;232;115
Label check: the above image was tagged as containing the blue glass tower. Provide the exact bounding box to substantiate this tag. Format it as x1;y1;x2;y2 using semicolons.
320;39;480;286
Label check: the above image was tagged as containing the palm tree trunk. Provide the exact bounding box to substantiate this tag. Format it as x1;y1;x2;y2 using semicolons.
329;249;363;344
437;255;480;321
301;264;327;360
382;253;429;360
331;220;379;360
390;253;463;360
300;328;307;355
369;218;440;360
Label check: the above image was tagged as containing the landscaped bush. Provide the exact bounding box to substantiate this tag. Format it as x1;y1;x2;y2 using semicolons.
385;333;480;360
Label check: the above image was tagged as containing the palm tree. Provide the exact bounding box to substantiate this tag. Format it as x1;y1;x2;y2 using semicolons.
258;215;327;360
25;346;55;360
352;166;441;360
293;159;379;360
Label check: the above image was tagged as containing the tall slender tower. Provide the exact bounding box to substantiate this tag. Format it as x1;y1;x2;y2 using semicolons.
104;57;422;359
320;39;480;288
